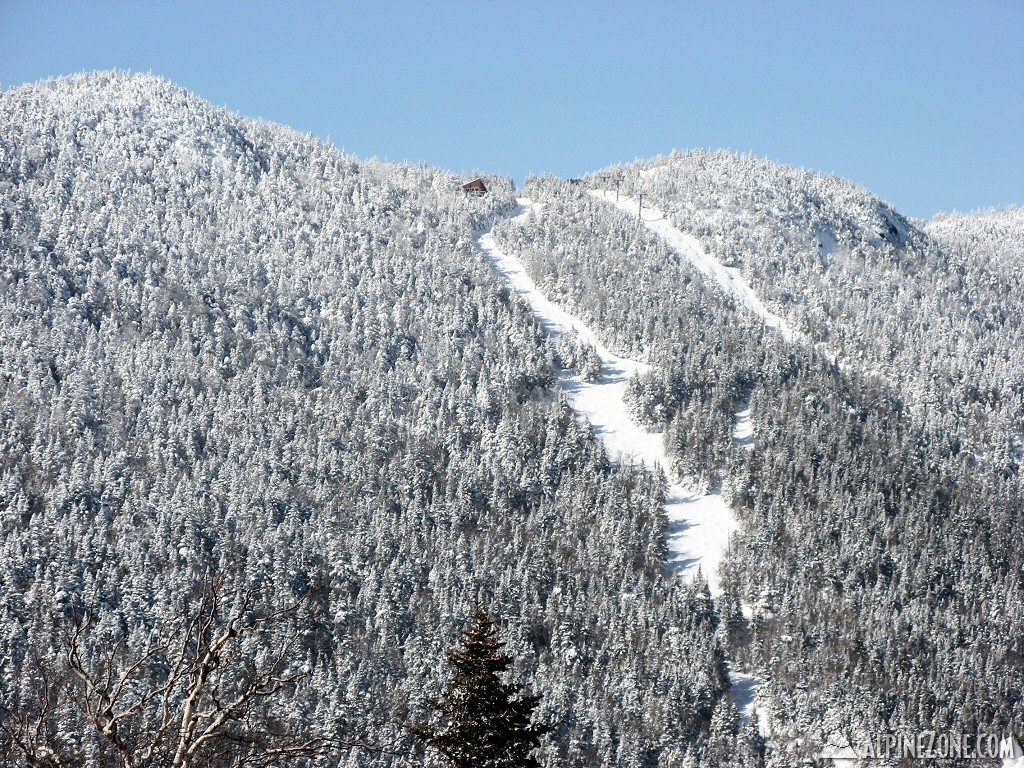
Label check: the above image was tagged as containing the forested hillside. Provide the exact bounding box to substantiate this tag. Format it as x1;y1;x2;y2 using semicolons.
0;73;750;767
616;152;1024;473
1;73;1020;768
491;167;1023;762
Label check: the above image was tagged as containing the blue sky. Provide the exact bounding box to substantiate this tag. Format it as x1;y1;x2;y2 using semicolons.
3;1;1021;218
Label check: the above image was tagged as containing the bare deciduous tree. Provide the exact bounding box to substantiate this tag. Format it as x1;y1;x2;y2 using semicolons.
2;573;376;768
0;652;67;768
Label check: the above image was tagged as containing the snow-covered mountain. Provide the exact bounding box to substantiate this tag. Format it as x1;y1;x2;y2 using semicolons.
925;205;1024;272
0;73;1020;767
604;152;1024;461
0;72;738;767
492;165;1023;761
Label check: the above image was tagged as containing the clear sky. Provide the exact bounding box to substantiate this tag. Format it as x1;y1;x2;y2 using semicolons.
2;1;1021;218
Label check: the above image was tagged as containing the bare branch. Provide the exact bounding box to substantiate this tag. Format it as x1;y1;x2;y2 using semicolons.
5;573;359;768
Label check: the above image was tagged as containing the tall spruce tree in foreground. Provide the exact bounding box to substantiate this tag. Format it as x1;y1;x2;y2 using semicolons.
410;607;552;768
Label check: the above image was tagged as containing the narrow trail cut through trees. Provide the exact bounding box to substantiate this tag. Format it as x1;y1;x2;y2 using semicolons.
589;190;797;341
478;199;740;594
478;196;766;729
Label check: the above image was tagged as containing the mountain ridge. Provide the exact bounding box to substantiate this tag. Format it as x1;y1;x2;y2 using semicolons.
0;71;1020;767
0;68;743;768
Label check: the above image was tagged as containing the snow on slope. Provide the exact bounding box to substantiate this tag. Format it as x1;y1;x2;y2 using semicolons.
590;190;797;341
479;199;738;594
733;404;754;450
729;668;767;731
639;165;667;179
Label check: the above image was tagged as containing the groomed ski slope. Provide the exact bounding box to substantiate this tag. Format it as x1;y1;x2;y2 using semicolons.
733;404;754;450
578;192;775;731
590;190;797;342
478;199;739;595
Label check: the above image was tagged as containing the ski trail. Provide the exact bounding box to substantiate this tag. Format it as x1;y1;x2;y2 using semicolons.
482;196;767;734
729;668;766;731
479;198;738;594
733;403;754;450
581;191;779;735
590;190;797;342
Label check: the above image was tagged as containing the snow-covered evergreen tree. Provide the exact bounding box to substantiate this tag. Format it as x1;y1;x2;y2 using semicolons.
410;607;552;768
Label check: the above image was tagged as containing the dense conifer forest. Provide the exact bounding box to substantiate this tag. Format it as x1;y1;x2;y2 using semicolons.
492;166;1023;762
0;73;743;767
0;73;1020;766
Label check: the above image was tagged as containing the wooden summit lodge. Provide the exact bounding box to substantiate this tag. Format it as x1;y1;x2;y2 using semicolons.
462;178;487;195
